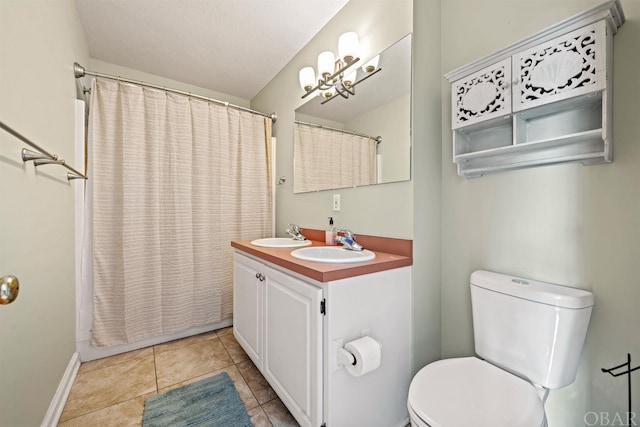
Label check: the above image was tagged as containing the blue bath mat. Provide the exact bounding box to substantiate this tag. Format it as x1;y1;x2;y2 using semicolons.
142;371;253;427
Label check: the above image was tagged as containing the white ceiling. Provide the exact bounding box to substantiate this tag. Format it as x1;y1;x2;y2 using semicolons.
75;0;350;100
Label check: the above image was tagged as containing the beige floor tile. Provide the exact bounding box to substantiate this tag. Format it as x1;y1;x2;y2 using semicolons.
248;406;274;427
223;365;261;411
58;394;151;427
60;355;156;422
219;329;250;364
60;328;299;426
78;347;153;375
262;398;300;427
237;359;278;405
215;326;233;337
153;330;218;355
154;336;234;389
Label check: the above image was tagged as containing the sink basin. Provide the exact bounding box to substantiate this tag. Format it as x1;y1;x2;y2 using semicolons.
250;237;312;248
290;246;375;263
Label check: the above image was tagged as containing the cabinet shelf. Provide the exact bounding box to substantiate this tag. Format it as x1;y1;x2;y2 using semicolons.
454;91;609;177
456;128;605;162
456;128;607;178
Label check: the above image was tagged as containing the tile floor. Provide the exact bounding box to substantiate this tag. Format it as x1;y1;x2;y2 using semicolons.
58;327;299;427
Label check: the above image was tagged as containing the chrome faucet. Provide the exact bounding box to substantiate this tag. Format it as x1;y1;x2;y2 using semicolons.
285;224;306;241
336;229;363;251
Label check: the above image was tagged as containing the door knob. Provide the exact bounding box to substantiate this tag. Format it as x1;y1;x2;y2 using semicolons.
0;275;20;305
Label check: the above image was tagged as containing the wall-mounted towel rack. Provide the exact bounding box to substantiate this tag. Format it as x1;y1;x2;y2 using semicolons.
0;121;87;181
602;353;639;425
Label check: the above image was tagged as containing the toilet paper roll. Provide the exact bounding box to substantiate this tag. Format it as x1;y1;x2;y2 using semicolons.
343;336;382;377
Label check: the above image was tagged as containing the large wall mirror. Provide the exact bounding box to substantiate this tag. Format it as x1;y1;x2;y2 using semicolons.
293;34;412;193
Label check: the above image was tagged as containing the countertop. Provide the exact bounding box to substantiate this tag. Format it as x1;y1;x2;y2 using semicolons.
231;230;412;282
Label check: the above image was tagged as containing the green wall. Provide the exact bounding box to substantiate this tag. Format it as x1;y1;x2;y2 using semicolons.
2;0;637;424
252;0;445;374
441;1;640;424
257;0;640;423
0;1;89;425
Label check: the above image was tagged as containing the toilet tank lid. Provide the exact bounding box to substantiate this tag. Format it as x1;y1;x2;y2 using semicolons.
470;270;594;309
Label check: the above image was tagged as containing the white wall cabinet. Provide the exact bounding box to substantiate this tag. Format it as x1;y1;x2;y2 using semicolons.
446;1;624;178
233;251;412;427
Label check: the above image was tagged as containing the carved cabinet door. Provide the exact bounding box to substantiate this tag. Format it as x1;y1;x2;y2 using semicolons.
512;21;607;112
451;57;512;129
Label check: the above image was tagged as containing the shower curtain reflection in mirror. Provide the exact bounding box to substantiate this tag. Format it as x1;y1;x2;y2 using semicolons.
85;78;272;347
294;121;377;193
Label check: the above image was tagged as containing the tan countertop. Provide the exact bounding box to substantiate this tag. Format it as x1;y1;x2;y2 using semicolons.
231;230;412;283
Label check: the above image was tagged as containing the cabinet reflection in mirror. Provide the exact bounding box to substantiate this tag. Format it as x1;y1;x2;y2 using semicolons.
293;34;411;193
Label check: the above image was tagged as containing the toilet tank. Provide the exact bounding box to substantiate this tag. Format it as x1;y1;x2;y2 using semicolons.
470;270;594;390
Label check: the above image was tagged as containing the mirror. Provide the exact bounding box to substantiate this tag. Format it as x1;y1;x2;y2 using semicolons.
293;34;412;193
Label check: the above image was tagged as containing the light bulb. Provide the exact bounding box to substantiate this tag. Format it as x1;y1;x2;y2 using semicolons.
343;70;357;87
317;51;335;78
299;67;316;91
322;86;336;99
362;55;380;73
338;32;359;63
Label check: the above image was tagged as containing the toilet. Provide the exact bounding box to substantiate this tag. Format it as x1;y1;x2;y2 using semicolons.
408;270;594;427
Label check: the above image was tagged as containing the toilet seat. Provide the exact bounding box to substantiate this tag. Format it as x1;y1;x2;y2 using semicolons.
408;357;545;427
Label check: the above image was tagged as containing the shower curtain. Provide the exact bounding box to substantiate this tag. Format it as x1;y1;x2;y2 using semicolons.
294;122;377;193
88;78;272;347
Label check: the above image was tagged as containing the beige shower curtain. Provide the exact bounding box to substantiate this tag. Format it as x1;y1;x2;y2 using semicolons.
90;79;272;347
294;122;377;193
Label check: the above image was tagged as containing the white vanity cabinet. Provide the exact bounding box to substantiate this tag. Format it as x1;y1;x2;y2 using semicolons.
233;252;322;427
233;250;412;427
233;253;264;367
446;1;624;178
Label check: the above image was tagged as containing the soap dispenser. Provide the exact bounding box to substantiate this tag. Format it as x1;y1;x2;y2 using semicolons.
325;217;337;245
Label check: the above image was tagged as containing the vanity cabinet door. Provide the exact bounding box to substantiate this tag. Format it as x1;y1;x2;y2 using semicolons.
233;252;264;370
451;57;512;129
513;21;607;112
263;265;323;427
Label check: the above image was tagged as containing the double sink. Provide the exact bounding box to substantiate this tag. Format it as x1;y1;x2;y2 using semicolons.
250;238;375;264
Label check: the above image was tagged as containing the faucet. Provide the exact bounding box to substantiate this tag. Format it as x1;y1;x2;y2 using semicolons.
336;229;363;251
285;224;306;241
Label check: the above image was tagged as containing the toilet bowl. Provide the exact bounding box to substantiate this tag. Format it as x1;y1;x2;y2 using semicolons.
407;357;545;427
407;270;594;427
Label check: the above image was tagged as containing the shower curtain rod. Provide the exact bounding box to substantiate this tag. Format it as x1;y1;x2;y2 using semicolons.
295;120;382;144
73;63;277;122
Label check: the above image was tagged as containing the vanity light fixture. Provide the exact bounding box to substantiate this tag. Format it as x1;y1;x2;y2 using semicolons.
299;32;382;105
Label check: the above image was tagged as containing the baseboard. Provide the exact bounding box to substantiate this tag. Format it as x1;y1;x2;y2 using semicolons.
41;352;80;427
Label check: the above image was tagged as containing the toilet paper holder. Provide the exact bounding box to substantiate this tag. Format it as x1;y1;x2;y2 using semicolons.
337;347;357;366
337;336;382;370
